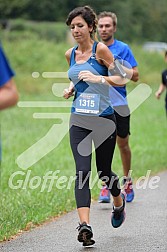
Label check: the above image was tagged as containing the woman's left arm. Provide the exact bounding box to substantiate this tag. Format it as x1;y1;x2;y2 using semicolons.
78;43;129;86
97;42;130;86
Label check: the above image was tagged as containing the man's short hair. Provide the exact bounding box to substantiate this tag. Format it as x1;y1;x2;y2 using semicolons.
98;11;117;27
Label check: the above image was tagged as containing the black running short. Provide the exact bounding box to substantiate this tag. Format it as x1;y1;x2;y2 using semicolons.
113;105;130;138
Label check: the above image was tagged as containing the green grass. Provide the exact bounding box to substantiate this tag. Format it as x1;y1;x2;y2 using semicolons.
0;37;167;241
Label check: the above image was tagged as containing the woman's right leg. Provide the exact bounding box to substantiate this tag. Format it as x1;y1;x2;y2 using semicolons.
69;125;92;224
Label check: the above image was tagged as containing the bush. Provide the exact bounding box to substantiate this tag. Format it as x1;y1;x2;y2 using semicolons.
1;19;68;43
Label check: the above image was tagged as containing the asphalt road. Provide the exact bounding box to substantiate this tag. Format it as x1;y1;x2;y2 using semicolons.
0;171;167;252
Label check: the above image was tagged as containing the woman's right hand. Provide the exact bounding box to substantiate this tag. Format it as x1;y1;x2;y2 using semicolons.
63;88;74;99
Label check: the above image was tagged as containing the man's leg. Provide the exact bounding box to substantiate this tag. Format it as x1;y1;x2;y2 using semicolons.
117;135;131;177
114;108;134;203
117;135;134;202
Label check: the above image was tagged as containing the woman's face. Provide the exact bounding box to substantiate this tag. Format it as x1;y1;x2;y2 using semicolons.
70;15;92;42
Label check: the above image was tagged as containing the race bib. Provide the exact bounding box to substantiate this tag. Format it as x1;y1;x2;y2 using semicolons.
75;93;100;114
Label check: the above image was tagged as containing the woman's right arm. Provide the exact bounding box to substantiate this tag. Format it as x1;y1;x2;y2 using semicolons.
65;48;73;65
63;48;75;99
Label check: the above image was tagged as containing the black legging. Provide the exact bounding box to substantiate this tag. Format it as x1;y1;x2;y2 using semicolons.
69;114;121;208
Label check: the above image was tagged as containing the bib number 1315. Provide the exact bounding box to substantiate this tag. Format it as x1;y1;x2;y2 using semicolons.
75;93;100;114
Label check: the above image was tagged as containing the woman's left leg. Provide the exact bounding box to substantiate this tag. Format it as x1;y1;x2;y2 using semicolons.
94;115;123;207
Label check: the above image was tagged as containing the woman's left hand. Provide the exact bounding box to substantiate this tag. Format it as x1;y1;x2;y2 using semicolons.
78;71;101;83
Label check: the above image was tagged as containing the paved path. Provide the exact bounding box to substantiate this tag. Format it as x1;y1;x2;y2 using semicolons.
0;171;167;252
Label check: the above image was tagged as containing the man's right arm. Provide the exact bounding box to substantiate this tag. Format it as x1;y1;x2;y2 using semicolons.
0;79;19;110
124;45;139;82
131;66;139;82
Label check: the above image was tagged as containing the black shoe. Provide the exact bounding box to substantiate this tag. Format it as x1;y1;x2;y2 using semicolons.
77;222;95;246
83;239;95;247
111;194;126;228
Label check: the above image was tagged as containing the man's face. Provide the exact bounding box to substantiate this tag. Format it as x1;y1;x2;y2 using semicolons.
98;16;116;42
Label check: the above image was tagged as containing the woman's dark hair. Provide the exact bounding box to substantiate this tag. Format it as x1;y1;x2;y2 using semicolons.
66;6;98;39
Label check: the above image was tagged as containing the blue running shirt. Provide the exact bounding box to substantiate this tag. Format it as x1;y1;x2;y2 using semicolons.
0;43;15;161
108;39;138;107
0;43;15;87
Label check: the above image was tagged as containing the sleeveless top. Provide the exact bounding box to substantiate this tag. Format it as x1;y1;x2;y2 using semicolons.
68;41;114;116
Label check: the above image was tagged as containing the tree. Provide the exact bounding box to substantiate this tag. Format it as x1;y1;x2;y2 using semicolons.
0;0;166;42
0;0;28;19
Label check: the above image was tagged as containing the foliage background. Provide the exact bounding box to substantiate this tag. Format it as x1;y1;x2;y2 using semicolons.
0;0;167;43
